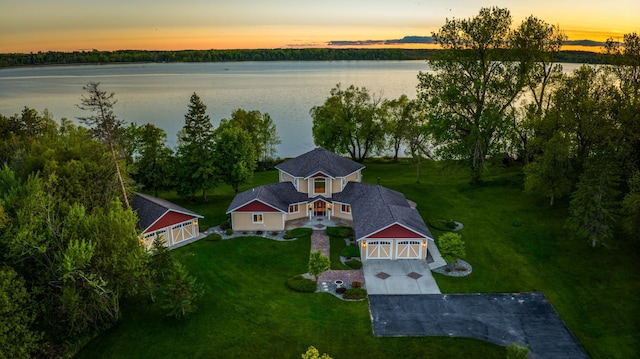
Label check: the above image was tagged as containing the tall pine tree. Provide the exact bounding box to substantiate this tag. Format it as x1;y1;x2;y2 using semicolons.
175;93;216;202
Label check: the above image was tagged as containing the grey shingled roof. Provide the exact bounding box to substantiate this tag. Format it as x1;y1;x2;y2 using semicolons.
275;147;365;179
131;193;202;231
333;182;432;241
226;182;308;213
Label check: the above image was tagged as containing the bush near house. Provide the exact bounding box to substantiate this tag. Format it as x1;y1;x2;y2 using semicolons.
205;233;222;241
345;259;362;269
326;226;353;238
340;245;360;258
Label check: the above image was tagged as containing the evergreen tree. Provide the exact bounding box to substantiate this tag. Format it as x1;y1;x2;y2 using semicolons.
175;93;216;202
161;262;204;319
77;82;130;208
129;123;174;196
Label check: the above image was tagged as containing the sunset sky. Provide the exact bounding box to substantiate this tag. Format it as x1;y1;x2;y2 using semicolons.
1;0;637;53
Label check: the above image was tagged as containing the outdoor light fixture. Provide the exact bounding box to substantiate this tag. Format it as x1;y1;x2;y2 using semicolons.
362;242;366;248
422;241;427;247
194;220;198;226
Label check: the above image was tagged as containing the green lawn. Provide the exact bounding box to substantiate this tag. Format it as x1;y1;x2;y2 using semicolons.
76;160;639;358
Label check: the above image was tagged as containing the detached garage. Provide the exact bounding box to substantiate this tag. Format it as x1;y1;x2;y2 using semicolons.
132;193;203;249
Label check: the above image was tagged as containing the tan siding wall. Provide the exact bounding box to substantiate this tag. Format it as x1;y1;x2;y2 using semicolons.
280;172;294;184
286;207;308;220
331;207;353;221
344;170;361;184
331;178;342;194
298;178;309;194
231;212;284;231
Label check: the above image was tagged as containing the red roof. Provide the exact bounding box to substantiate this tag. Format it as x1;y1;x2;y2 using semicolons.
234;200;280;212
145;211;198;233
366;224;424;239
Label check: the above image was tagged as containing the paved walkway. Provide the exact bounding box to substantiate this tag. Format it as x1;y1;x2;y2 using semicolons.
310;230;330;257
363;259;441;294
369;292;589;359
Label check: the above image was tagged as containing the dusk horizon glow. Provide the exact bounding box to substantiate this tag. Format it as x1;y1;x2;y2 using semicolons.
1;0;637;54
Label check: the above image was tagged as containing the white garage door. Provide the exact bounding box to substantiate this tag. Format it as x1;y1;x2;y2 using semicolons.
366;240;392;259
171;221;195;244
396;240;422;259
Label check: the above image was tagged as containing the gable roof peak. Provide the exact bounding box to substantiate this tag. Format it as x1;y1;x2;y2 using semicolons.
275;147;364;178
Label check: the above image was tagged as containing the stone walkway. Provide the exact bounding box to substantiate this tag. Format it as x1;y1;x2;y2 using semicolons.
311;229;365;292
310;230;330;257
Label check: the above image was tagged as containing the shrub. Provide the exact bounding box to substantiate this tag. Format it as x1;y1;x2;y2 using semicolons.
445;219;457;229
335;287;347;294
225;228;234;235
327;226;353;238
342;288;367;300
283;231;295;239
344;259;362;269
289;227;313;238
271;231;280;236
351;281;362;288
340;245;360;258
219;221;230;230
286;275;317;293
256;230;263;235
205;233;222;241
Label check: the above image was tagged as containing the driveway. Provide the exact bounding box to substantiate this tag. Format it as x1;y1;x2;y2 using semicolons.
363;259;441;294
369;292;589;359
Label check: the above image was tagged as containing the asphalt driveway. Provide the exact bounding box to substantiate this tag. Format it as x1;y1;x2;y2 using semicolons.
369;292;589;359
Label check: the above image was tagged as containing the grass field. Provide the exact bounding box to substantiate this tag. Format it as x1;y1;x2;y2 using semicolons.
76;159;639;358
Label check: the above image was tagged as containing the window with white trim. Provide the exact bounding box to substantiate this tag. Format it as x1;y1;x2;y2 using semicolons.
252;213;264;224
341;204;351;214
289;204;299;213
314;178;326;194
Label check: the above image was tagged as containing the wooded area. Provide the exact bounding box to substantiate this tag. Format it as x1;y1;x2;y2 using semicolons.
0;48;601;68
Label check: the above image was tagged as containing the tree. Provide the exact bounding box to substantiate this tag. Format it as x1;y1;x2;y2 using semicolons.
622;171;640;237
161;262;204;319
436;232;465;267
509;16;566;163
383;95;413;161
506;342;530;359
308;250;330;281
128;123;174;196
214;126;256;194
175;93;216;202
218;109;281;164
77;82;130;208
302;346;333;359
566;157;619;247
417;7;527;182
0;266;42;359
311;84;386;162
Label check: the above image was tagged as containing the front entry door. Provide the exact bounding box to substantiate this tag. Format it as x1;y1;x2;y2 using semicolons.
313;201;326;217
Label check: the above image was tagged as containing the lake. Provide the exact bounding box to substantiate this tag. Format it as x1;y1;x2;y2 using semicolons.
0;61;584;158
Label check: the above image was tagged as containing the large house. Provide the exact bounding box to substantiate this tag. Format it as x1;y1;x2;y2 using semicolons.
132;193;203;249
226;147;435;260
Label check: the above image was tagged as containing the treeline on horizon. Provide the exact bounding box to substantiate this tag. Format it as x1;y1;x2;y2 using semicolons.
0;48;602;68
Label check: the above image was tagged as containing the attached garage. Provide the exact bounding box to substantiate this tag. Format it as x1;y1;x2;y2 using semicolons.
360;223;429;260
365;240;393;259
396;240;423;259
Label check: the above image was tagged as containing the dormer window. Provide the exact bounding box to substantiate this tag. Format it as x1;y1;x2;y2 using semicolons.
314;178;326;194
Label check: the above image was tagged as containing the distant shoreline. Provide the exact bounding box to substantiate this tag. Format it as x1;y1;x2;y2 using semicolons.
0;48;603;69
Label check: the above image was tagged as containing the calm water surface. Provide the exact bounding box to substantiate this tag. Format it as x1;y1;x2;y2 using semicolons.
0;61;584;158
